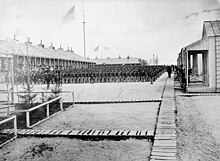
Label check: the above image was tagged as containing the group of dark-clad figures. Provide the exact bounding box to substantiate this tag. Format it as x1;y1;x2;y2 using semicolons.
12;64;187;91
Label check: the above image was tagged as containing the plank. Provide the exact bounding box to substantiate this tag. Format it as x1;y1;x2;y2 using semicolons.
24;129;36;135
41;130;53;135
88;130;96;136
152;147;177;153
18;129;27;134
60;130;71;135
80;130;88;135
68;130;80;136
140;130;146;136
47;130;59;135
53;130;62;135
108;130;119;136
84;130;93;135
36;130;47;135
98;130;104;135
150;155;177;160
92;130;101;136
128;131;137;136
154;140;177;147
77;130;85;135
16;129;23;133
117;131;124;136
122;130;130;136
156;130;176;136
155;136;176;140
102;130;110;136
151;151;176;157
19;129;30;135
0;129;8;133
147;130;154;137
9;129;16;134
136;131;141;136
23;129;35;135
29;130;41;135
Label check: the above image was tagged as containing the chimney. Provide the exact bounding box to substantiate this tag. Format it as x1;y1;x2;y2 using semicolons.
69;47;74;53
58;44;63;51
11;35;19;43
49;42;55;49
38;40;44;48
25;37;32;44
65;46;70;52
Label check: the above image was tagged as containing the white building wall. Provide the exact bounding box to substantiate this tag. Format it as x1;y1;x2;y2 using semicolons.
208;37;216;91
215;36;220;91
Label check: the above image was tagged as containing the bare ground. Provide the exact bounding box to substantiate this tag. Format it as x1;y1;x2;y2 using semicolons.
0;137;151;161
175;90;220;161
0;75;167;161
35;102;159;131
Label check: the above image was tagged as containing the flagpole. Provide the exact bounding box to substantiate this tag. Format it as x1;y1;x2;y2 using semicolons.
82;0;86;58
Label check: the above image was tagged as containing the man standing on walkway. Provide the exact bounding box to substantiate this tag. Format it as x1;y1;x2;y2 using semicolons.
167;66;172;78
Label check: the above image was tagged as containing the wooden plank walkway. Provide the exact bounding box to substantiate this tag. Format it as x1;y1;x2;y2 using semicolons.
74;99;162;104
0;129;154;139
150;75;177;161
176;93;220;97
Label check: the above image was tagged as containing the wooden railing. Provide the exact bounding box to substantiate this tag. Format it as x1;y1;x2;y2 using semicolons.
15;92;74;128
0;115;17;147
13;91;72;103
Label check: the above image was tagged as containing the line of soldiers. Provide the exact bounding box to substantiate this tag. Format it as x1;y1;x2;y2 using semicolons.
176;65;187;92
13;64;167;86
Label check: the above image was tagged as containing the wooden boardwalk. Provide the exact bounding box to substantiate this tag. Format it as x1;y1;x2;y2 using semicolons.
74;99;162;104
176;93;220;97
1;129;154;140
150;75;177;161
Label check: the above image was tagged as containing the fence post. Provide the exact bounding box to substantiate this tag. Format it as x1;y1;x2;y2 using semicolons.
72;92;74;105
11;91;15;105
26;111;30;128
46;104;49;118
60;98;63;111
14;116;17;137
42;92;44;103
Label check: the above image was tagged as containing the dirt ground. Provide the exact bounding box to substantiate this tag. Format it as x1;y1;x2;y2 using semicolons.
12;74;166;103
0;102;157;161
0;74;167;161
175;89;220;161
35;102;159;131
0;137;151;161
0;101;158;161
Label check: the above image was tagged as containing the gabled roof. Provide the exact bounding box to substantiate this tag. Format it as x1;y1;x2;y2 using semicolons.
202;20;220;39
0;40;95;63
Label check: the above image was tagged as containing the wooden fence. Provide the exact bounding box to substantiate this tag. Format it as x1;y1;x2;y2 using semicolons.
14;92;74;128
0;115;17;147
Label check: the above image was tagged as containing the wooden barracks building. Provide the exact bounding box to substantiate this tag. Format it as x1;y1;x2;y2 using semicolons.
0;38;95;71
178;20;220;92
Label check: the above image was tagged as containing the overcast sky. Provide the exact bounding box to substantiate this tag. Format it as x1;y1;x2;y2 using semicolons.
1;0;220;64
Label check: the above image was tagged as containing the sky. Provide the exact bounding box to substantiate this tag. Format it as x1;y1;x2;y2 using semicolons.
1;0;220;64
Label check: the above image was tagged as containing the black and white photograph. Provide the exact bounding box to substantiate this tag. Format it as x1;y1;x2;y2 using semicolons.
0;0;220;160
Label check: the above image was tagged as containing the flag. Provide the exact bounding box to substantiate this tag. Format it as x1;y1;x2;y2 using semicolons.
94;46;99;52
63;5;76;24
156;54;158;65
